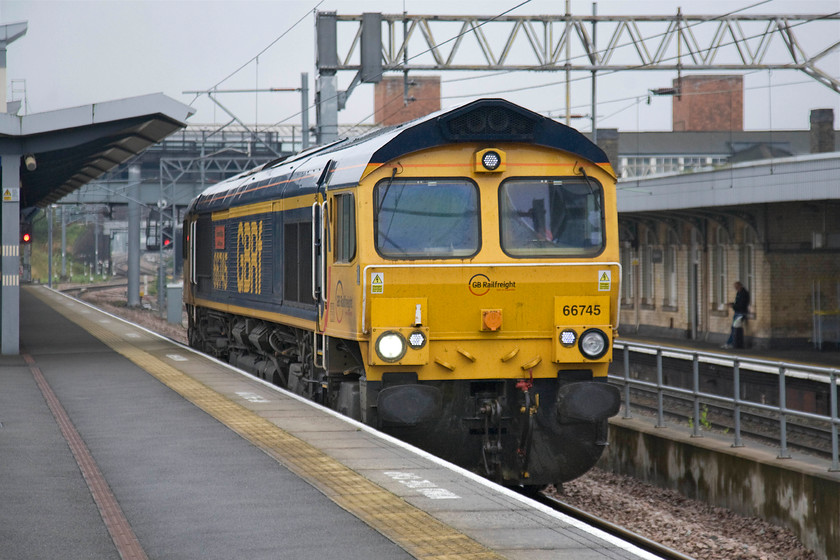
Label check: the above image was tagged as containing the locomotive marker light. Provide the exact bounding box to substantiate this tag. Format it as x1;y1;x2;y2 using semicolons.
559;329;577;347
474;148;506;173
376;331;407;362
408;330;426;350
579;328;609;360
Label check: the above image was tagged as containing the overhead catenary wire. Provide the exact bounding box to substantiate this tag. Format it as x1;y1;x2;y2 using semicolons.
432;4;836;104
292;0;536;132
318;0;838;134
194;0;839;141
190;0;325;106
437;0;778;87
387;6;838;127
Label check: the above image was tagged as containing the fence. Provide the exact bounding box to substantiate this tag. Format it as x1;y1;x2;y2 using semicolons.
610;340;840;472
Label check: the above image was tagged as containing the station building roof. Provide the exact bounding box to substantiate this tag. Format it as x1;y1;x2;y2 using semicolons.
1;93;194;209
617;151;840;213
613;130;820;157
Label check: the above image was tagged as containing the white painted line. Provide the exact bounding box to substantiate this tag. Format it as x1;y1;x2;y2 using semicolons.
125;333;140;338
166;354;188;362
384;471;460;499
235;391;270;403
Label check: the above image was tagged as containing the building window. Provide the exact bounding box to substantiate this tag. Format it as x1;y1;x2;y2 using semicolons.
712;227;729;308
641;229;656;306
740;227;756;312
619;155;728;178
664;230;679;308
620;245;634;305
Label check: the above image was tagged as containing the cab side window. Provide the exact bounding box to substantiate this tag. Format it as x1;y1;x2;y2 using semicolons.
333;193;356;263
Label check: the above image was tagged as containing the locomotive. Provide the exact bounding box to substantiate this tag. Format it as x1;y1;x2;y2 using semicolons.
183;98;621;487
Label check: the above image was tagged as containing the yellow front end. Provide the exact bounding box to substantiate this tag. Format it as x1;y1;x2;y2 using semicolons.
325;141;620;385
360;263;618;381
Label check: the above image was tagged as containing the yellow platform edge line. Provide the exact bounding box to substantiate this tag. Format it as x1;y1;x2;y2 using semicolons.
31;288;505;560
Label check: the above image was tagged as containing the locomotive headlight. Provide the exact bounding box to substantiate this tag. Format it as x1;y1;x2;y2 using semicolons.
408;330;426;350
559;329;577;347
376;331;407;362
579;329;609;360
481;150;501;170
474;148;506;173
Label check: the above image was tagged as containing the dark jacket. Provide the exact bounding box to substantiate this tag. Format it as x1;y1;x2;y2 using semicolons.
733;288;750;314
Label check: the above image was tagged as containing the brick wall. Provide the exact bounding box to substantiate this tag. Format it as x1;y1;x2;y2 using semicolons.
374;76;441;126
672;75;744;131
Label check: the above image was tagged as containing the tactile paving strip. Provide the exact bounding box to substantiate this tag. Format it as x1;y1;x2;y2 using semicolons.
23;352;149;560
35;288;504;560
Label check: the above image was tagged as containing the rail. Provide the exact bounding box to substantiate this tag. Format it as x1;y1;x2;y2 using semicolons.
609;340;840;472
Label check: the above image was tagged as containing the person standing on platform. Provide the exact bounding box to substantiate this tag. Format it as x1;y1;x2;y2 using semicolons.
724;281;750;349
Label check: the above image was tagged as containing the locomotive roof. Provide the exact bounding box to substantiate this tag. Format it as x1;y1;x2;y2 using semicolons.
188;98;612;214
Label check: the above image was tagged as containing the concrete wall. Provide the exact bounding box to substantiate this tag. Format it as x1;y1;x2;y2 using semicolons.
602;417;840;560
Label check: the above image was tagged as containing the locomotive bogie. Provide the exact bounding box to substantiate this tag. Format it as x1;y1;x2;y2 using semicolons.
183;99;622;485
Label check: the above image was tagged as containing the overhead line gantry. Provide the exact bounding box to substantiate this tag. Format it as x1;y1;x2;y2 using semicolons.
315;11;840;142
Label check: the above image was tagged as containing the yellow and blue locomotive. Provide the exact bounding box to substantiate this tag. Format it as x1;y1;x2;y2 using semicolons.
183;98;621;487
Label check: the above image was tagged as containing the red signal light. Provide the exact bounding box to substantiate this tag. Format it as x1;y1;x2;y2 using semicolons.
22;232;31;243
163;238;171;247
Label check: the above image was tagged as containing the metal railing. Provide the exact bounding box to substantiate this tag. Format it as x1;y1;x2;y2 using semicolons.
609;340;840;472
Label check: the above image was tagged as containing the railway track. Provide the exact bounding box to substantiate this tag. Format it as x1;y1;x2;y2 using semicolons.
622;387;836;459
61;281;128;296
535;491;697;560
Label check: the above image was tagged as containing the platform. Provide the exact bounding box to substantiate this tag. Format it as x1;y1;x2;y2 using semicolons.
0;286;658;560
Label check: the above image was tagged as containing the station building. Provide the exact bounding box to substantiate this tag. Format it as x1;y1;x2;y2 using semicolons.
604;76;839;349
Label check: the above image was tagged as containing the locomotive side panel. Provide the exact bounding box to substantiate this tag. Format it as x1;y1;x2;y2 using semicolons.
189;201;317;325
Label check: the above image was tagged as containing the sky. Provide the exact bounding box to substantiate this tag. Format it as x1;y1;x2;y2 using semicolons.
0;0;838;134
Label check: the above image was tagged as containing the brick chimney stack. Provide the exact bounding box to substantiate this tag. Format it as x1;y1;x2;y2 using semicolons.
809;108;835;153
374;76;441;126
672;75;743;131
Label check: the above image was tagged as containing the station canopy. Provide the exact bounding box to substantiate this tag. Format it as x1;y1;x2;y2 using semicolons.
1;93;194;209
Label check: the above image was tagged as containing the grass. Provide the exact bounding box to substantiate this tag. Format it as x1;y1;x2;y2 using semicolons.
27;213;102;284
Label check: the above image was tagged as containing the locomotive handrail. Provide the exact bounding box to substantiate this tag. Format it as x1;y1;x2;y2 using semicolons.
609;340;840;472
321;200;328;305
360;261;622;334
311;202;321;303
189;220;197;285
